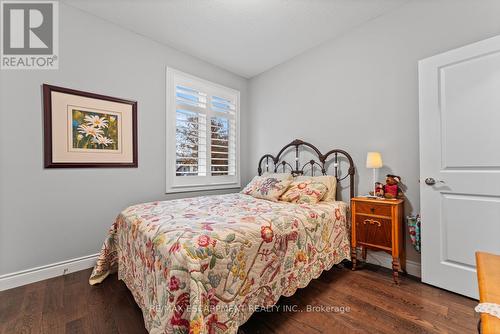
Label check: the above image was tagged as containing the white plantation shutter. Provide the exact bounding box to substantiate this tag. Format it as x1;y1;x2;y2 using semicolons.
175;86;207;176
210;95;236;176
166;68;240;193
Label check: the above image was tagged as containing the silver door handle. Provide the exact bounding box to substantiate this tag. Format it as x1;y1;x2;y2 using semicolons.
424;178;445;185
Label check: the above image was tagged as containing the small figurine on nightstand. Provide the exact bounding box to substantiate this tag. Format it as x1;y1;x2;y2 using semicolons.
374;182;384;197
380;174;404;199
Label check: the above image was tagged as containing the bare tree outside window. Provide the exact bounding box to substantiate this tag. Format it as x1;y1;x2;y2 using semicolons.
176;111;200;176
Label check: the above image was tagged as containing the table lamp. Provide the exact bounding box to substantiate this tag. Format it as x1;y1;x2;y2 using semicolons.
366;152;383;197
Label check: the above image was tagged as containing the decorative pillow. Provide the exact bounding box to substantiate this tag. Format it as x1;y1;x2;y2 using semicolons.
241;173;293;202
280;179;328;204
295;175;337;202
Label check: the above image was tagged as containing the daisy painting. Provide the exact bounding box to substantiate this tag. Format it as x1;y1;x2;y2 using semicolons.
72;109;119;150
44;84;136;168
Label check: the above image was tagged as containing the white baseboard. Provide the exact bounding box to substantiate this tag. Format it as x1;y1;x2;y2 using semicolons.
362;251;421;278
0;253;99;291
0;250;420;291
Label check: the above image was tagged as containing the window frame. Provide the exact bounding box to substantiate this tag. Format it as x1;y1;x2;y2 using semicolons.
165;67;241;193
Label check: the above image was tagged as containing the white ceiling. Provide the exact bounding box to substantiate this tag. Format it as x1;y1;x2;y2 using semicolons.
63;0;407;78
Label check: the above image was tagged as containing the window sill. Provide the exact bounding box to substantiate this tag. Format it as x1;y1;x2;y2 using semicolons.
165;182;241;194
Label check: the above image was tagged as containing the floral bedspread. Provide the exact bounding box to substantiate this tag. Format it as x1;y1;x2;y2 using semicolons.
89;193;350;334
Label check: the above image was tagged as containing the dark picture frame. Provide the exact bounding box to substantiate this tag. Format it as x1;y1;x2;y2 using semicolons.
43;84;138;168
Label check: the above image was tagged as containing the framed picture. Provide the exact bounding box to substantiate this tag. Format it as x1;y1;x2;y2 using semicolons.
43;84;138;168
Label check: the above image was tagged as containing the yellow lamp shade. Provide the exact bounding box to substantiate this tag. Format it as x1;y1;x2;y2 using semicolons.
366;152;383;169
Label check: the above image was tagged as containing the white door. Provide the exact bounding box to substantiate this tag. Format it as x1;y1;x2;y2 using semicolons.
419;35;500;299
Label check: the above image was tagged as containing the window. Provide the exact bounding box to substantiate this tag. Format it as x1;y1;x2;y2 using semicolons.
166;68;240;193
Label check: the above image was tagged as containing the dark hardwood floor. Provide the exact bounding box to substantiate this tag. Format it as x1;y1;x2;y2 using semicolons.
0;263;478;334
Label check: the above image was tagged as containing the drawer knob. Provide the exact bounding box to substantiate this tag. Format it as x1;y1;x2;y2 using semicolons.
370;207;375;213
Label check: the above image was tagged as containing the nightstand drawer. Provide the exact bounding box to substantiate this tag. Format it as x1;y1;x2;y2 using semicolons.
354;214;392;249
355;202;392;217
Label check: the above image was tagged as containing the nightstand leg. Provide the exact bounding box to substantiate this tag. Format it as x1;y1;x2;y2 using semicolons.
351;247;357;270
362;247;367;261
392;257;400;284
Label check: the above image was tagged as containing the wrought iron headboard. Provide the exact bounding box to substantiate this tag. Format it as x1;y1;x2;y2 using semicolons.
257;139;355;199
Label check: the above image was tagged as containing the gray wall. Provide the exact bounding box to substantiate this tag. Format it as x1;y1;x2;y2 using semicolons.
248;0;500;264
0;4;248;275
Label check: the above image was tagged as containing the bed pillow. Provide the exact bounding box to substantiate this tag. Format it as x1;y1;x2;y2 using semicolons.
241;173;293;201
280;179;328;204
295;175;337;202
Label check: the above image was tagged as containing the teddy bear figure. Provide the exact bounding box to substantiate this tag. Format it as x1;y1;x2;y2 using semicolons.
374;182;384;197
382;174;403;199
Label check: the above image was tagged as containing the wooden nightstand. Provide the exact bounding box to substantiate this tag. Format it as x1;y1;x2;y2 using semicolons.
351;197;405;284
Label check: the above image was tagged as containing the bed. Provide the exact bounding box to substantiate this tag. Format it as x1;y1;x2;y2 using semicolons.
89;139;355;334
